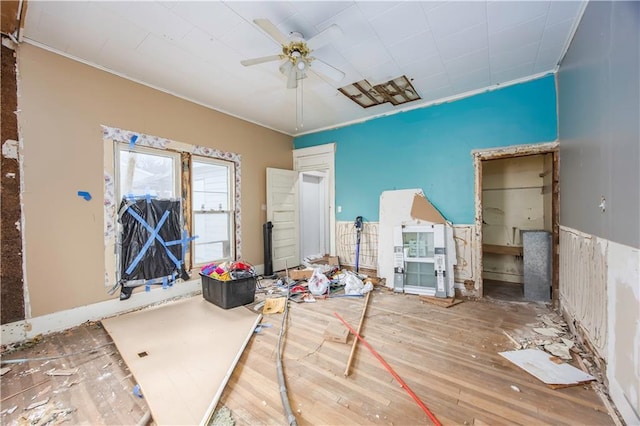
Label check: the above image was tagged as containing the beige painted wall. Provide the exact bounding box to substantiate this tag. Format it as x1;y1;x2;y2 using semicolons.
17;44;293;317
482;155;545;283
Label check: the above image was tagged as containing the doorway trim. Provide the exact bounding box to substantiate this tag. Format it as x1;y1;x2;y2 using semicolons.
293;143;336;256
472;141;559;302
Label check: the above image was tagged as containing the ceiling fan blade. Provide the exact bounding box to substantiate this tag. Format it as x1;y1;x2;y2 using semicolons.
240;55;283;66
254;18;289;46
286;67;298;89
310;58;345;82
306;24;342;50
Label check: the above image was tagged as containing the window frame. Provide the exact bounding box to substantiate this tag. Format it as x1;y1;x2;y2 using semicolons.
115;144;181;202
191;155;236;266
102;125;243;289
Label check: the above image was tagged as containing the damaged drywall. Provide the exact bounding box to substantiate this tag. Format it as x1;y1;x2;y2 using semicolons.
559;226;608;357
1;41;25;324
606;240;640;424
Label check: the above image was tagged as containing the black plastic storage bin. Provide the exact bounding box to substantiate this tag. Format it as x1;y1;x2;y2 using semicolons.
200;273;256;309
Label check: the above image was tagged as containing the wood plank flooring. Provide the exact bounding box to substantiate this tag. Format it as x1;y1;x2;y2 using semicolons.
1;322;150;425
219;289;613;425
1;289;615;425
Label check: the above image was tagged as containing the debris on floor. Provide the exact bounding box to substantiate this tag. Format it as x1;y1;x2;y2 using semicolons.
419;295;464;308
45;368;78;376
209;405;235;426
500;348;595;388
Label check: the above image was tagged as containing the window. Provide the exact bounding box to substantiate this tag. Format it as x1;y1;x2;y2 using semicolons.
192;157;235;265
117;146;180;200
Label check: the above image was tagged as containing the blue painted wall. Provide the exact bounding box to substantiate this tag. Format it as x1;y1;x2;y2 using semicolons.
294;75;558;223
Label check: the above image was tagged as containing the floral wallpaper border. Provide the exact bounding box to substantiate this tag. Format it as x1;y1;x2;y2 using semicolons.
101;125;243;260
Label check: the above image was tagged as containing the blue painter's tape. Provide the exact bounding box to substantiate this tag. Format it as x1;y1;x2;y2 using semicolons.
162;276;168;289
133;384;143;398
129;134;139;150
77;191;92;201
145;284;151;292
125;209;170;275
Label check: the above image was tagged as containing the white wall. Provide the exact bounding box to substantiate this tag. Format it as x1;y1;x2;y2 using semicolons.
560;226;640;424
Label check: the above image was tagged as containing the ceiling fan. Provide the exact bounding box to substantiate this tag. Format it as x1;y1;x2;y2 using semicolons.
241;18;346;89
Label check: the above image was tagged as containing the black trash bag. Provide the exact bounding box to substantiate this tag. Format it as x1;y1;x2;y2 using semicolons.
117;198;189;299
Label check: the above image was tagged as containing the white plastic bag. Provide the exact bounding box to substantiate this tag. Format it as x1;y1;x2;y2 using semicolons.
344;272;364;295
308;268;330;295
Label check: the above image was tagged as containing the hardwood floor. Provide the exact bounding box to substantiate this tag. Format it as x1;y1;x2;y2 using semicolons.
483;279;526;302
219;288;614;425
1;288;615;425
0;322;150;425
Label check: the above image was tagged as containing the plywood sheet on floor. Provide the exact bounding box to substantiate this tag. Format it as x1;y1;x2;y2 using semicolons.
101;296;260;425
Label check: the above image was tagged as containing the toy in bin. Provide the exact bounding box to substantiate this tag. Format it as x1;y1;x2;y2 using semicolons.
200;260;257;308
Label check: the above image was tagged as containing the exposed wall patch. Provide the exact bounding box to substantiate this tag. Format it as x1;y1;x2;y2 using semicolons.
2;139;18;159
1;41;25;324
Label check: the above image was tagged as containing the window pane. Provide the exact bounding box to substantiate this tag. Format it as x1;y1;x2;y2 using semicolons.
194;212;231;263
120;151;176;198
192;161;229;210
192;158;234;265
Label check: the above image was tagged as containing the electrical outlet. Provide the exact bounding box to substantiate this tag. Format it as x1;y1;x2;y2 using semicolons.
337;205;342;213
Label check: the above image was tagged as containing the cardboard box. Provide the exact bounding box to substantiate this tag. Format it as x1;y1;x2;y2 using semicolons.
289;268;314;280
309;254;340;266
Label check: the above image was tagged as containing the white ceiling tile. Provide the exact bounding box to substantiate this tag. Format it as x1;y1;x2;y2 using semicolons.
425;2;487;39
24;11;72;52
437;23;488;62
87;4;149;50
388;30;439;67
487;1;550;34
339;37;391;71
219;20;282;58
420;85;456;102
291;2;354;28
412;72;451;94
93;2;134;19
402;54;446;79
535;46;563;70
365;60;403;84
356;2;402;21
370;2;430;46
547;1;584;26
443;48;490;78
278;13;320;41
490;41;539;72
122;2;194;42
450;67;491;92
420;2;448;13
316;5;377;47
20;0;585;135
65;23;108;61
33;1;92;23
488;15;545;55
136;34;197;76
491;62;535;85
22;0;43;29
224;2;297;27
179;27;245;73
170;2;243;40
539;19;574;53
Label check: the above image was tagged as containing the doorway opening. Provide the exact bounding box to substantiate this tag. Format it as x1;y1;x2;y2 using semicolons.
299;171;329;261
472;142;559;303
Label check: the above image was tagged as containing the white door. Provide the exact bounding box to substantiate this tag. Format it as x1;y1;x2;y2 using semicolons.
300;172;328;260
266;168;299;272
